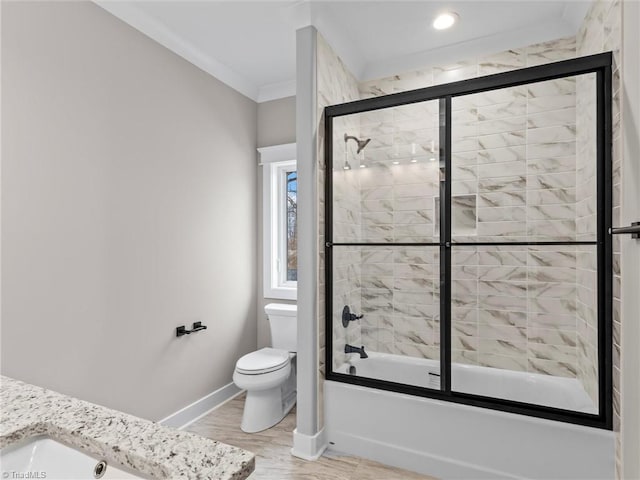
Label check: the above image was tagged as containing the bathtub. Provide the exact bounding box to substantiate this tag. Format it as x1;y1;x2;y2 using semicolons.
336;352;597;414
325;352;614;479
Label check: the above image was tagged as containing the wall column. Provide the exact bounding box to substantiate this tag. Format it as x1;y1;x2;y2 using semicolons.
292;25;326;460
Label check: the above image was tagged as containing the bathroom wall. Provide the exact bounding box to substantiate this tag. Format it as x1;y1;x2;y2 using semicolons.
315;33;361;417
258;97;296;148
575;0;623;475
1;1;258;421
446;53;585;379
330;37;591;383
619;4;640;479
256;96;296;349
349;100;442;362
576;0;622;417
331;114;364;369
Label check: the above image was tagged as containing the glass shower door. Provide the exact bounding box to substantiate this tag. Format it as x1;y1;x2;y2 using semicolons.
329;101;442;390
449;74;600;414
325;52;612;428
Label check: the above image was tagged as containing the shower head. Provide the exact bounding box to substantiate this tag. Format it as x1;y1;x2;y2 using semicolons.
344;133;371;154
356;137;371;154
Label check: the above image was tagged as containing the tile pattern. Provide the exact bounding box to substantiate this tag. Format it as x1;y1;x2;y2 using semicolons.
332;115;364;370
357;246;440;359
332;38;599;384
576;0;623;476
0;376;255;480
453;74;581;245
450;245;585;377
316;33;362;420
352;101;441;244
576;63;599;404
186;394;436;480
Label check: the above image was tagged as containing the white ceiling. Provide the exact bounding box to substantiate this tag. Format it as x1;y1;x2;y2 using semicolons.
95;0;591;102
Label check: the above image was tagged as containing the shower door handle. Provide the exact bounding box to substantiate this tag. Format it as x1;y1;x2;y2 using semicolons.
609;221;640;239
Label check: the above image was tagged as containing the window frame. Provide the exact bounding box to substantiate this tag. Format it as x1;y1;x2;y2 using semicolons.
259;143;297;300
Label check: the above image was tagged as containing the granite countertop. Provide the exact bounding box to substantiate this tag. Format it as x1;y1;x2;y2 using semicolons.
0;376;255;479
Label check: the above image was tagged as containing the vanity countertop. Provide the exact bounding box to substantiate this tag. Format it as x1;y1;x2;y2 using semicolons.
0;376;255;479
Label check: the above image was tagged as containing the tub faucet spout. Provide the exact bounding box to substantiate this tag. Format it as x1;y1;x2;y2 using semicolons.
345;344;368;359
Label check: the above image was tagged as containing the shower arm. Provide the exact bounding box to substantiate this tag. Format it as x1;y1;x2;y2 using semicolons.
344;133;371;155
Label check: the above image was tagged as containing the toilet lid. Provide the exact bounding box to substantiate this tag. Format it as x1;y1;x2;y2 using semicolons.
236;348;290;375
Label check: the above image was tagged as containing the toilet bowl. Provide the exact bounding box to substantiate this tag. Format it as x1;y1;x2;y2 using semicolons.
233;304;297;433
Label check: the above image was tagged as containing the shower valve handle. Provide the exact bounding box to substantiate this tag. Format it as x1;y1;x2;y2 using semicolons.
342;305;363;328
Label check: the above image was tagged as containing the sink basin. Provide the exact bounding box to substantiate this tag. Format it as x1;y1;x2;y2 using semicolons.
1;436;145;479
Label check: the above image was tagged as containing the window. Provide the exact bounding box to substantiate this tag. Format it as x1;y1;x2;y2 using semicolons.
285;170;297;282
259;143;297;300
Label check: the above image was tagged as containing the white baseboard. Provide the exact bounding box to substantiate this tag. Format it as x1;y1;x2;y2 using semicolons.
291;428;327;460
158;382;243;430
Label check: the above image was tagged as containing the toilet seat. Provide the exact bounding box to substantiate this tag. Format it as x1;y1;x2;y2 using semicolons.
236;348;290;375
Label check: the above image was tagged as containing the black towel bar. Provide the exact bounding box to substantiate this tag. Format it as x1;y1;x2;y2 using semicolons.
176;321;208;337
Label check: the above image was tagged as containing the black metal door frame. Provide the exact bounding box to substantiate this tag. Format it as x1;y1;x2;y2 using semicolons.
324;52;613;430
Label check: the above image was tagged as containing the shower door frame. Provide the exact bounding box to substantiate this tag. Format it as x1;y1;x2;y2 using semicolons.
324;52;613;430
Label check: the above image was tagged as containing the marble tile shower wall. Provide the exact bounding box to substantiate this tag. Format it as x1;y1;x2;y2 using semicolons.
351;37;604;380
352;102;442;357
315;34;362;376
576;72;599;405
359;246;441;359
575;0;622;475
447;73;588;378
332;118;364;370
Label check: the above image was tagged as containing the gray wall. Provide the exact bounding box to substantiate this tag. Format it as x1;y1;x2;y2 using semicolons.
1;1;258;421
256;97;296;348
621;1;640;476
258;97;296;148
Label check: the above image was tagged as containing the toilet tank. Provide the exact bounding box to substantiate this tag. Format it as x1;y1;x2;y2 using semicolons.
265;303;297;352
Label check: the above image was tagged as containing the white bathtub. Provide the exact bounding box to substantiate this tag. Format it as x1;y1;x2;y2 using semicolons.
1;436;144;480
336;352;597;413
326;352;614;479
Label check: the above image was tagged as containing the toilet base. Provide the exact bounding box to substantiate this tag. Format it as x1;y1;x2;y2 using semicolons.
240;389;296;433
239;359;297;433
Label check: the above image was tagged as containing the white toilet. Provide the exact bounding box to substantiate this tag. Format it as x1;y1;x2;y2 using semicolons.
233;303;297;433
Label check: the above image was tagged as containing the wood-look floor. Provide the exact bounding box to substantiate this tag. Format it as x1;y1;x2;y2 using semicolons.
186;393;436;480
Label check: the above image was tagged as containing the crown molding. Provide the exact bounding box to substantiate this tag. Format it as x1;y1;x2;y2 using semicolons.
94;1;591;103
257;79;297;103
94;1;260;101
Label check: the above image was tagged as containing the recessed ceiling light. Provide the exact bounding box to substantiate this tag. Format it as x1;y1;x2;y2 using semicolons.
433;12;458;30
